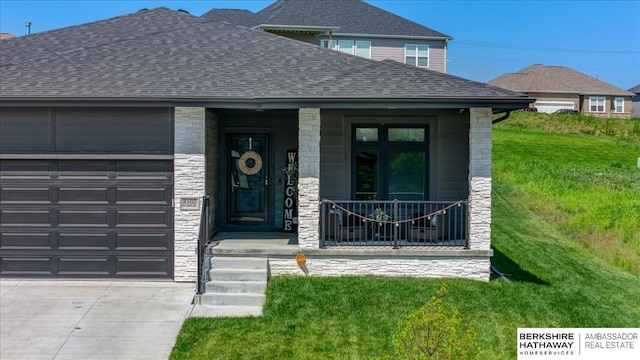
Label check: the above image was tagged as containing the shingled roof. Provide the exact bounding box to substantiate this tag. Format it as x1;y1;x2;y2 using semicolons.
487;64;634;97
629;84;640;94
202;0;451;39
0;8;527;108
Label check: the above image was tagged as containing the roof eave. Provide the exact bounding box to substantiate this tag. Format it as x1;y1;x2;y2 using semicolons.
254;24;340;33
331;32;453;41
0;96;533;110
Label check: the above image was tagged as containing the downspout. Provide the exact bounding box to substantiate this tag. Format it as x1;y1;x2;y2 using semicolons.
492;110;511;124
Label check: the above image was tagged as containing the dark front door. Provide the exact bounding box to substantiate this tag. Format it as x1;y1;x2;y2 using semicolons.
228;134;269;225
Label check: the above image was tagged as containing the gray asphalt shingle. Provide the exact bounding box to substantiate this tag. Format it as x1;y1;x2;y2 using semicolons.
202;0;451;38
0;8;527;105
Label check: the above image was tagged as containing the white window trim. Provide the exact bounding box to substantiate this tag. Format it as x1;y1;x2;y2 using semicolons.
404;44;429;68
614;97;624;113
321;39;371;59
589;96;605;113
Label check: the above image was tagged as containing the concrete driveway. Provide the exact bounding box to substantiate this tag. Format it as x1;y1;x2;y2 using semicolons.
0;280;195;360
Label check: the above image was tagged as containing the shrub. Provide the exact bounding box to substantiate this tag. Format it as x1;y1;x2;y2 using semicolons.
390;284;480;360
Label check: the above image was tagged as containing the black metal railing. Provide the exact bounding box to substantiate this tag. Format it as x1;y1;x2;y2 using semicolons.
196;195;211;295
320;199;468;248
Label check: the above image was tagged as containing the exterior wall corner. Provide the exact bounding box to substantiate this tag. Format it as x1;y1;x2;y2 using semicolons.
297;108;321;249
468;108;492;251
174;107;206;282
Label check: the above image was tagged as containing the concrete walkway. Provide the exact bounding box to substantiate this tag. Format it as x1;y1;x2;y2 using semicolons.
0;280;195;360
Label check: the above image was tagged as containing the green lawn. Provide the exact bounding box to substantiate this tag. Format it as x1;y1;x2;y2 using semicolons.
171;114;640;359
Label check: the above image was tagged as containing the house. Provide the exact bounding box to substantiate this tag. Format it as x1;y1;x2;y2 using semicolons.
0;33;16;40
202;0;452;73
0;8;531;283
629;85;640;118
487;64;634;118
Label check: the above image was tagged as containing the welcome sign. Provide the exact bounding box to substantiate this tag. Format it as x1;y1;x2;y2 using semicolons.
282;149;298;233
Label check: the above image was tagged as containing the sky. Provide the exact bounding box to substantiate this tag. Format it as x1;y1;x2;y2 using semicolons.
1;0;639;90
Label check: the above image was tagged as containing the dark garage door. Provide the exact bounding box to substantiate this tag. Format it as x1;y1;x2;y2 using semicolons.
0;107;175;278
0;159;174;278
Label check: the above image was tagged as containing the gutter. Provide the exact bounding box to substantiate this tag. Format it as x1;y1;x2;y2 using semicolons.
0;97;533;110
492;110;511;124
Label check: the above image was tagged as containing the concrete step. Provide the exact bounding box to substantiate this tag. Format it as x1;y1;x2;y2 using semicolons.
190;304;263;318
209;257;267;270
209;268;267;282
199;293;266;307
206;280;266;294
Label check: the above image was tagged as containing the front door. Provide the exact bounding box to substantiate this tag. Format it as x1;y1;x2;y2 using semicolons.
227;134;269;225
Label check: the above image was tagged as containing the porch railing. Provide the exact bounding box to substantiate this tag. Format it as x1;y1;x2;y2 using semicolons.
196;195;211;295
320;199;468;248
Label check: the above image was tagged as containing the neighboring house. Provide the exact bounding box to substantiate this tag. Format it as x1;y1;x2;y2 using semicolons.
0;33;16;40
629;85;640;118
0;8;531;283
488;64;634;118
202;0;452;73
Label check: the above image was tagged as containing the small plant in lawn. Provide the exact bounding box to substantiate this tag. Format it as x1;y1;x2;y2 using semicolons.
391;283;480;360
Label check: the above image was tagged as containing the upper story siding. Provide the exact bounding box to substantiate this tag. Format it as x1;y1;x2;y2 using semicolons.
316;35;448;73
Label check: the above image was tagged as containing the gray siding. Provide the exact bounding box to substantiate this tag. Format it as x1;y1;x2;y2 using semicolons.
0;107;173;154
436;113;469;200
319;109;469;201
317;36;447;73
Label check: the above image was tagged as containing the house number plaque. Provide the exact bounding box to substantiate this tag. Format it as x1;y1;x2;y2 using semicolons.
180;197;200;211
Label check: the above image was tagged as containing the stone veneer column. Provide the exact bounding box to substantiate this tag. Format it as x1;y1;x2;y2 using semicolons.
468;108;492;251
174;107;206;282
297;108;321;249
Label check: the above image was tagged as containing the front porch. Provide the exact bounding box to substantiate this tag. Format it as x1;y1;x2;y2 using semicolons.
175;106;494;282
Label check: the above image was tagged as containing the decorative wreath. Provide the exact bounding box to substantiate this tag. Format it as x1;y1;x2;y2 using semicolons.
238;150;263;175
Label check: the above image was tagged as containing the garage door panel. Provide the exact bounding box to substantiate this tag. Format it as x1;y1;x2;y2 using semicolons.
116;210;171;227
1;232;52;249
116;256;171;277
1;209;52;226
0;256;53;275
58;233;110;250
0;160;53;179
58;187;110;204
1;187;53;204
58;161;110;179
115;161;173;180
58;257;110;275
115;233;171;251
116;187;170;204
58;210;110;227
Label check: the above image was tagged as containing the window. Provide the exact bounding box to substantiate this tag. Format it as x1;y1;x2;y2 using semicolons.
353;125;428;201
321;39;371;59
405;44;429;67
589;97;605;112
614;98;624;113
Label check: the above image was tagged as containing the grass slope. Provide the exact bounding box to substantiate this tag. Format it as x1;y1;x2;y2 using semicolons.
171;114;640;359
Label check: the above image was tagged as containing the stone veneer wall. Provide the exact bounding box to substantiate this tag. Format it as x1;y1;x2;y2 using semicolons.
468;108;492;253
174;107;206;282
297;108;321;249
268;257;490;281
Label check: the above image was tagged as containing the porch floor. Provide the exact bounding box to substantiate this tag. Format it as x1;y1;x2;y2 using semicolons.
207;232;492;257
